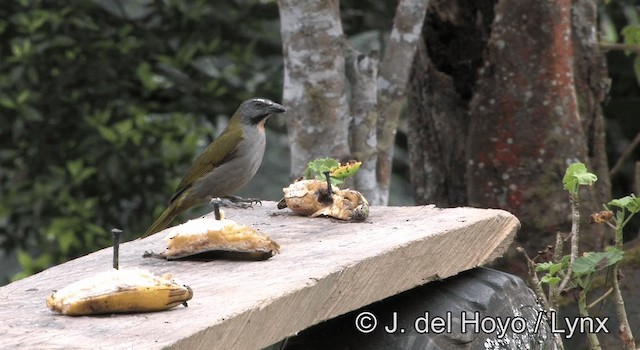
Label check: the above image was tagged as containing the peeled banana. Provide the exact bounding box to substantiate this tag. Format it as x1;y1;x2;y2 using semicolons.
156;216;280;261
47;269;193;316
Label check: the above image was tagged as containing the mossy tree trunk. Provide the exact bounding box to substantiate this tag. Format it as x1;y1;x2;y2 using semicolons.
408;0;610;263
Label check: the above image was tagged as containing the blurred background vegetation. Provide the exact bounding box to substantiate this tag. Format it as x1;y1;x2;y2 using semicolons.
1;0;638;284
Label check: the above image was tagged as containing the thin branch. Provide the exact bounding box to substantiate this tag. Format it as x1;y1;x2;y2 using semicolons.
517;247;550;311
611;211;636;349
600;42;640;53
612;265;635;349
559;193;580;291
610;131;640;177
578;290;602;349
587;287;613;310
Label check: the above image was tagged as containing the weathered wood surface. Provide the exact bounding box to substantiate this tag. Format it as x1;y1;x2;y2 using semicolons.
0;203;519;349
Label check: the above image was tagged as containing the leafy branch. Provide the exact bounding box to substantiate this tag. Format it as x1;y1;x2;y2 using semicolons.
521;162;636;349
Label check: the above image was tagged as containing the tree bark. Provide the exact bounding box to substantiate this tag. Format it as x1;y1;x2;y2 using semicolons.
279;0;429;205
374;0;429;205
409;0;611;260
571;0;612;249
278;0;351;179
407;41;467;206
407;0;494;208
467;0;609;254
346;52;379;202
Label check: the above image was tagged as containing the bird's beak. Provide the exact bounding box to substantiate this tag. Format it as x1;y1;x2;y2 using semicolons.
268;102;287;114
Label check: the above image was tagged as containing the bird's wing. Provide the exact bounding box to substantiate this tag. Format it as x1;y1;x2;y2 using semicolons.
169;125;243;204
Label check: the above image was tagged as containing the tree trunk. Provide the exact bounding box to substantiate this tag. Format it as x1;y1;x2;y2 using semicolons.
346;53;379;202
409;0;611;262
571;0;612;213
279;0;429;205
278;0;351;179
374;0;430;205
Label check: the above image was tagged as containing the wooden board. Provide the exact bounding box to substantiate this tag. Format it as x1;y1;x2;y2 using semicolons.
0;203;519;349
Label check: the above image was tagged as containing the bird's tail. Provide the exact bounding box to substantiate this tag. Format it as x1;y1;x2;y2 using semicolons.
141;204;178;238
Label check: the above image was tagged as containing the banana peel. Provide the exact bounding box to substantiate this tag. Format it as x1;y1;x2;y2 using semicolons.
278;179;370;221
146;215;280;261
46;269;193;316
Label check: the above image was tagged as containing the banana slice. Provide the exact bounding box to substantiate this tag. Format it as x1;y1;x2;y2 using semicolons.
279;179;370;221
46;269;193;316
152;216;280;261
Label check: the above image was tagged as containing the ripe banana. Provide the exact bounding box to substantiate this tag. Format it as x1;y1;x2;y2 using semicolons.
157;215;280;261
47;269;193;316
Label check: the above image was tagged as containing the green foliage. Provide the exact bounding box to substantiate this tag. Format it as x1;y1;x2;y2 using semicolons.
0;0;282;282
13;249;52;281
304;158;361;186
536;255;569;286
622;24;640;84
530;163;635;348
608;194;640;214
562;162;598;195
622;24;640;47
572;249;624;276
305;158;340;182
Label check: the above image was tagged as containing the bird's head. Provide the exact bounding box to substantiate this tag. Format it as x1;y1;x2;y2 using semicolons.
238;98;287;126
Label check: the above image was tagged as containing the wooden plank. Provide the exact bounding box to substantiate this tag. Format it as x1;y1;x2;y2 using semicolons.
0;203;519;349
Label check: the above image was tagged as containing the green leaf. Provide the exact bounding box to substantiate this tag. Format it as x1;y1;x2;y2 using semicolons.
622;25;640;55
608;194;640;214
19;105;42;121
303;158;361;187
536;261;564;276
536;261;555;272
0;96;16;109
16;249;32;270
573;249;624;276
65;161;95;185
549;262;563;276
16;90;30;105
66;159;83;178
136;62;159;91
563;162;597;195
98;125;119;143
304;158;340;180
13;249;53;281
541;275;561;285
114;119;133;136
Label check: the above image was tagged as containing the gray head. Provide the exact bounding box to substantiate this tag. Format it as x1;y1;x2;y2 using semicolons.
238;98;287;125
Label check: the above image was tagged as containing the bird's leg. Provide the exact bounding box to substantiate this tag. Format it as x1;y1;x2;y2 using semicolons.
221;195;262;208
209;197;260;217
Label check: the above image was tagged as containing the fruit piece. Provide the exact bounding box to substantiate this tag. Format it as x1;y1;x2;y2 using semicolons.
46;269;193;316
160;217;280;261
280;179;370;221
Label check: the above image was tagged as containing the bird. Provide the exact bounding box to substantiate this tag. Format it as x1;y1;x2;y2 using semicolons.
141;98;287;238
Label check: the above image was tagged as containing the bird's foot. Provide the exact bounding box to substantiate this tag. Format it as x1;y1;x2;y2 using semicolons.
221;195;262;208
209;196;261;210
209;196;261;220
